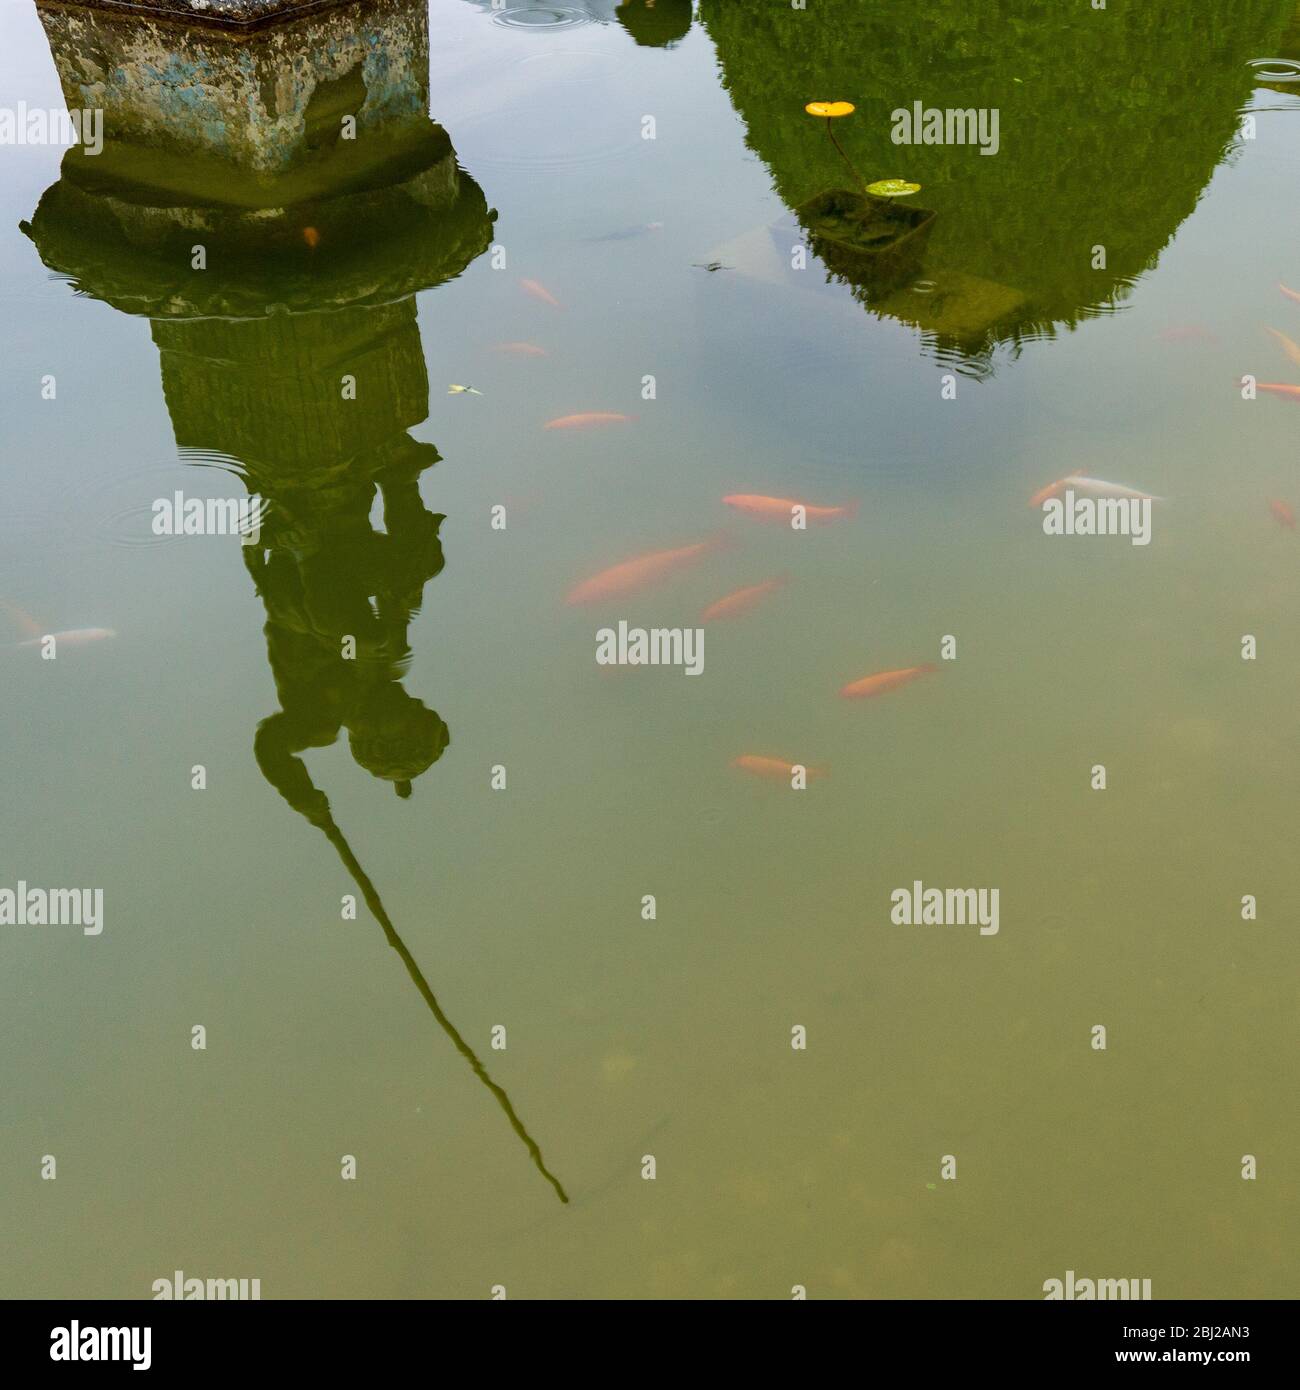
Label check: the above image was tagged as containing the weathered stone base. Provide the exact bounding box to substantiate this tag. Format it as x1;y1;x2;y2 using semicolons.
37;0;360;34
37;0;432;177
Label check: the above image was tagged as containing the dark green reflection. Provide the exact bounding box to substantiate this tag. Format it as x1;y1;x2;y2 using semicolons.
615;0;693;48
23;0;569;1205
1253;0;1300;93
701;0;1294;374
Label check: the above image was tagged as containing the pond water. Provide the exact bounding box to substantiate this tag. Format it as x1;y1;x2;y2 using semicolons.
0;0;1296;1299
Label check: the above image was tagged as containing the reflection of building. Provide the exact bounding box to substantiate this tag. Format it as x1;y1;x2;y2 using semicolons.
25;0;570;1203
462;0;692;47
46;0;361;30
699;0;1294;371
24;0;496;812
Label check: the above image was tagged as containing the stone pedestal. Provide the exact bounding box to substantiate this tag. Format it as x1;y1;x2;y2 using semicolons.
36;0;429;181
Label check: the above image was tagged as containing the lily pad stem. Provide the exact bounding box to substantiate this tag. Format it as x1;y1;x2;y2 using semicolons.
825;118;867;188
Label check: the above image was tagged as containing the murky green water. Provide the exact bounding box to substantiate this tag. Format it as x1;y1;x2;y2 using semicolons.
1;0;1297;1299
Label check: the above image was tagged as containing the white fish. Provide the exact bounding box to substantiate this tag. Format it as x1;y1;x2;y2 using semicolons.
9;627;116;649
1065;474;1162;502
2;599;115;649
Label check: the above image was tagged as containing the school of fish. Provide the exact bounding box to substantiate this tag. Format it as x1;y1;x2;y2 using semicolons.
494;270;1300;786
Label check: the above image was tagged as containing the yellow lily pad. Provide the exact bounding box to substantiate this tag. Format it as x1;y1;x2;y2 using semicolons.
805;101;855;118
866;179;922;197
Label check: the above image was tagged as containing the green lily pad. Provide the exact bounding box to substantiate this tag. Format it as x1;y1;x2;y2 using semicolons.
866;179;922;197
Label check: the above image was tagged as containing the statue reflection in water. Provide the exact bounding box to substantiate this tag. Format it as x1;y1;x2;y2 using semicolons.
24;0;568;1202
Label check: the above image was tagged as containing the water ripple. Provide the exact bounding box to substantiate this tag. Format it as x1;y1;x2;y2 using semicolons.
1248;57;1300;83
492;5;592;29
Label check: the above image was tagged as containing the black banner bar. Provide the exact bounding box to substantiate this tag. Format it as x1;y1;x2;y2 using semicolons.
2;1299;1286;1374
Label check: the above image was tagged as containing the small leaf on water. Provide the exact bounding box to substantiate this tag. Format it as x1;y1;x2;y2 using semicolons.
805;101;855;118
865;179;922;197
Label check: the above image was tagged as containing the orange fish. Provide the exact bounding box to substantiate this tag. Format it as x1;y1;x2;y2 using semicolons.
731;755;828;782
700;577;787;623
1268;498;1296;529
494;341;547;357
302;227;320;249
1265;327;1300;368
722;494;857;524
1279;282;1300;306
519;278;562;308
566;540;714;605
840;663;937;699
544;412;634;430
1257;383;1300;402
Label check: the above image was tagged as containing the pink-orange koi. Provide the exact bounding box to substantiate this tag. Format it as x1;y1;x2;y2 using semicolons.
519;278;562;308
1265;327;1300;368
1268;498;1296;530
1257;382;1300;402
731;755;828;781
494;341;547;357
840;663;937;700
700;577;787;623
722;494;857;524
1279;282;1300;306
544;412;634;430
566;540;715;606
